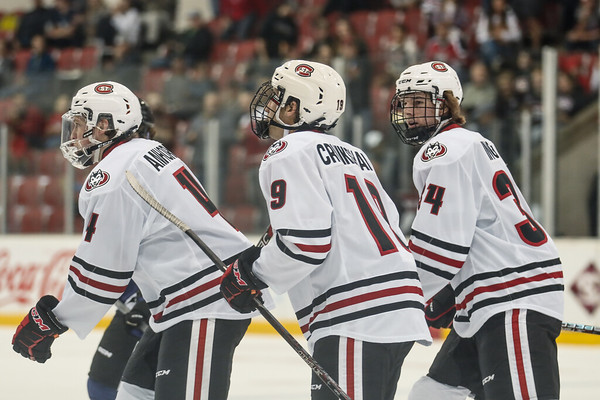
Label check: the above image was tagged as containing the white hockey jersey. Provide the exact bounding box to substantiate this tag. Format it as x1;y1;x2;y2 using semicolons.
53;138;272;338
252;130;432;349
410;124;564;338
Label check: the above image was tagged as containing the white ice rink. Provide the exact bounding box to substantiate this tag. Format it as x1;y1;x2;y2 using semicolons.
1;326;599;400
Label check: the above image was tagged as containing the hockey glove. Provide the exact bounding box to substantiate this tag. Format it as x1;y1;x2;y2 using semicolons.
425;284;456;329
124;301;150;338
12;295;68;363
220;246;267;313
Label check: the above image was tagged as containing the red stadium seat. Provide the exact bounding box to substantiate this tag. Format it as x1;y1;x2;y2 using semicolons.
13;49;31;74
141;68;168;93
41;176;64;207
37;149;65;175
45;206;65;233
14;176;44;206
56;47;81;71
80;46;99;70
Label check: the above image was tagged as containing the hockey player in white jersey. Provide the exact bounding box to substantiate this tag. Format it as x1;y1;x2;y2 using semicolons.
11;81;273;400
219;59;432;400
391;61;564;400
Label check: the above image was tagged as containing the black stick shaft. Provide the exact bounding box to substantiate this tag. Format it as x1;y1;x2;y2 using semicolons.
125;171;351;400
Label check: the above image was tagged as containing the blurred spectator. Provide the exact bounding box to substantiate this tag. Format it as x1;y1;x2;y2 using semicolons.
511;0;544;51
339;38;372;137
178;11;214;67
185;91;223;180
421;0;470;40
6;93;46;150
144;91;176;150
475;0;522;71
513;49;535;104
188;62;217;103
86;0;115;46
15;0;51;49
494;69;521;163
25;35;55;77
139;1;172;50
301;16;334;59
162;56;205;120
461;60;497;133
322;0;383;15
379;23;419;84
43;93;70;148
259;2;299;59
565;0;600;52
45;0;86;48
0;38;14;87
556;70;590;125
332;17;368;56
219;0;266;40
310;40;336;66
110;0;142;64
423;21;467;79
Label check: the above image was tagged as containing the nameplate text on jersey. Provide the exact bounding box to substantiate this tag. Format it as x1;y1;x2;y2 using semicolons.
144;144;176;172
316;143;373;171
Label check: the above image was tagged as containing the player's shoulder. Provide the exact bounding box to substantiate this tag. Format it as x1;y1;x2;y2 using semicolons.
261;130;325;164
81;139;164;196
416;124;484;166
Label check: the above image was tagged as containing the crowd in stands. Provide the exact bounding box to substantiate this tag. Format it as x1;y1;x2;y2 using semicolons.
1;0;599;234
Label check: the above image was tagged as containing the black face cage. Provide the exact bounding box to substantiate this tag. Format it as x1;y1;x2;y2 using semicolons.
390;91;441;146
250;81;282;139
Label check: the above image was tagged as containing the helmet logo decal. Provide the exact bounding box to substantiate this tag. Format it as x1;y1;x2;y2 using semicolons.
421;141;447;162
431;62;448;72
294;64;314;77
263;140;288;161
94;84;114;94
85;169;110;191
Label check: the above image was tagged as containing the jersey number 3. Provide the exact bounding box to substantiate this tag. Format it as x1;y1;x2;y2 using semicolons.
493;170;547;246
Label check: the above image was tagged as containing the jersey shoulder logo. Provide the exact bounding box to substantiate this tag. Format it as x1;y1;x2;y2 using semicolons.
263;140;288;161
85;169;110;191
421;141;447;162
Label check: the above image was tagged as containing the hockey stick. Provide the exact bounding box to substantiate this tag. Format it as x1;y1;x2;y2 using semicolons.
561;322;600;335
125;171;352;400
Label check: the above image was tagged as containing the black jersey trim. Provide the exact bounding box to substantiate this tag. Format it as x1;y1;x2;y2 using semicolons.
453;258;562;296
306;300;424;334
67;276;119;304
72;255;134;279
415;261;456;280
277;227;332;238
295;271;421;319
152;293;223;323
411;229;470;254
454;284;565;322
276;234;324;265
146;254;238;309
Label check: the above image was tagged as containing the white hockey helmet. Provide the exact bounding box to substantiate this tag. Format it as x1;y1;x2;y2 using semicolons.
60;81;142;168
391;61;463;145
249;60;346;138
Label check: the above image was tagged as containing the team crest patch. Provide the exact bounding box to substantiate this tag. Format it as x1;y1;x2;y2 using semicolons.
421;141;447;162
85;169;110;191
295;64;314;77
263;140;288;161
94;83;114;94
431;62;448;72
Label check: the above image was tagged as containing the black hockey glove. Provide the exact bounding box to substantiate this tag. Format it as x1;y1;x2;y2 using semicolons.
12;295;68;363
425;284;456;329
220;246;267;313
124;301;150;338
